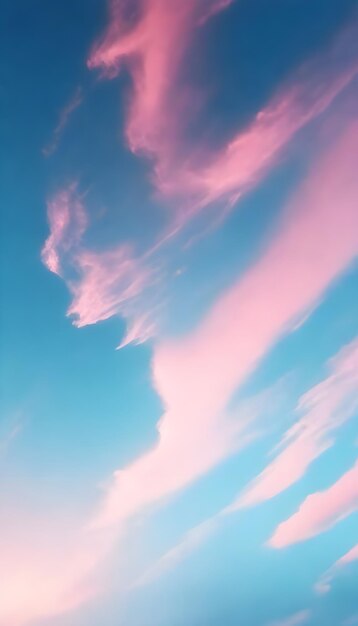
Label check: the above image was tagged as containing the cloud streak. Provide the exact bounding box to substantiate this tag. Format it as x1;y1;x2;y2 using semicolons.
315;543;358;594
267;610;312;626
43;86;83;157
230;338;358;510
269;459;358;549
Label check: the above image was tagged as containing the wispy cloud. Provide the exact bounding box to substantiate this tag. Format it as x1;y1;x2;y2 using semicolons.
43;86;83;157
0;412;24;457
88;0;232;162
67;245;159;346
41;183;87;277
91;119;358;528
269;459;358;548
89;2;358;231
132;517;218;589
315;543;358;594
43;9;358;348
266;610;312;626
229;338;358;510
41;183;159;345
342;614;358;626
161;29;358;226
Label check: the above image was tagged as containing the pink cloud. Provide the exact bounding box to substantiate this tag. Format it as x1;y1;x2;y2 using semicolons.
129;380;287;588
89;3;358;226
92;120;358;528
338;544;358;566
41;183;87;277
67;245;158;345
43;86;83;157
231;338;358;510
42;185;158;346
269;459;358;549
174;54;357;213
315;543;358;594
42;11;357;351
88;0;232;163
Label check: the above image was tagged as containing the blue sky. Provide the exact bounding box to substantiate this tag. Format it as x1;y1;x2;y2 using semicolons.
1;1;358;625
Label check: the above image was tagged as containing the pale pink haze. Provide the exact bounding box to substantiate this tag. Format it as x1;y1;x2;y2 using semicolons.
93;120;358;528
269;459;358;549
233;337;358;509
0;511;112;626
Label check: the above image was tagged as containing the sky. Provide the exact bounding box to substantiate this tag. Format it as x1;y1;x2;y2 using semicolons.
1;1;358;625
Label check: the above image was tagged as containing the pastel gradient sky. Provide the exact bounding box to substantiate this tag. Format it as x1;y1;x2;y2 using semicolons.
1;1;358;625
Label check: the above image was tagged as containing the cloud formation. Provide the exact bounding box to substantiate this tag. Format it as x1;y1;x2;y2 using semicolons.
269;459;358;548
89;2;358;225
92;119;358;528
43;8;358;348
